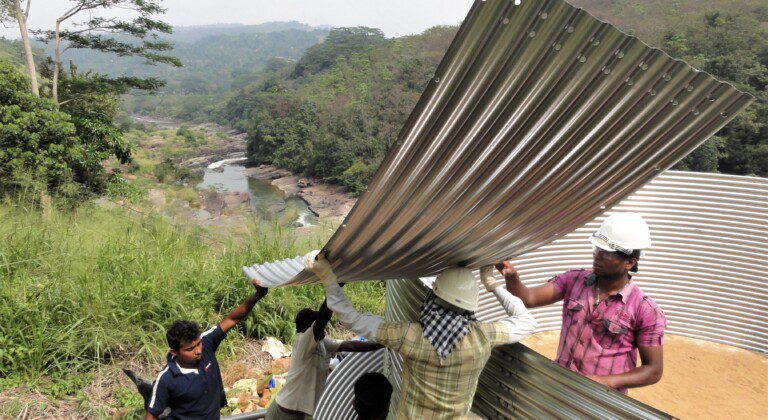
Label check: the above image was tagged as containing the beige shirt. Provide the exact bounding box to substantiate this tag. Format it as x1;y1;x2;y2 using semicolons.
274;325;341;416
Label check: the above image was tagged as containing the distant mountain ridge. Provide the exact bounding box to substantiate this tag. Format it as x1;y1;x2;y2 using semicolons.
42;21;331;94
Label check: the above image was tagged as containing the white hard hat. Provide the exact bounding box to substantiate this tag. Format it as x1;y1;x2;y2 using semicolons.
433;267;478;312
589;212;652;254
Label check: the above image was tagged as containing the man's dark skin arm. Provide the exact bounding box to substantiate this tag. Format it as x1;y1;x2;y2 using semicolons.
221;281;269;333
587;345;664;389
337;341;384;352
496;261;561;308
312;298;334;341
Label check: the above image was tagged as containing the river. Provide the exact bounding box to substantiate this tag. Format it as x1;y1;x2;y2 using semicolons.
198;161;316;227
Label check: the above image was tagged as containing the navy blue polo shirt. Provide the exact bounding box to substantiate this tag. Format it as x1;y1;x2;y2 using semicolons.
147;324;228;419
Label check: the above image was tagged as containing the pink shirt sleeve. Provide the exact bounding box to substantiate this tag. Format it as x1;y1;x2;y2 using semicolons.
547;270;581;301
635;297;666;347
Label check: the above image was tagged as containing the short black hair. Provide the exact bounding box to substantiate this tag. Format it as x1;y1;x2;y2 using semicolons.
353;372;392;420
166;320;200;351
618;250;642;272
295;308;318;333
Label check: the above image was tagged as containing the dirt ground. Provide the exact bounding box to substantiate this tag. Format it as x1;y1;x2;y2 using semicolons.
522;331;768;419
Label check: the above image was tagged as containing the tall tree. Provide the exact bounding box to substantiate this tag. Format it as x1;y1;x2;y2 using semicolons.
1;0;39;96
34;0;181;103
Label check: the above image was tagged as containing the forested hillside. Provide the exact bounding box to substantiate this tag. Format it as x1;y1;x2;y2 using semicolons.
51;22;329;94
0;37;24;65
225;26;456;194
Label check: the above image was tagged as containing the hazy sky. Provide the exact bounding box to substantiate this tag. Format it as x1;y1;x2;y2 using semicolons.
1;0;475;39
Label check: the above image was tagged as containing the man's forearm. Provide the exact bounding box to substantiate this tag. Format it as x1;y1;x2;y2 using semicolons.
504;271;534;305
589;365;663;389
338;340;384;352
226;289;267;323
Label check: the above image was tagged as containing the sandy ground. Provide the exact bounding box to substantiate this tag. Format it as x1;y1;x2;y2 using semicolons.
522;331;768;419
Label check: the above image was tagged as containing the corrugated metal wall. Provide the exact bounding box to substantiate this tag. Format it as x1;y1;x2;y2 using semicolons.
477;171;768;353
308;171;767;419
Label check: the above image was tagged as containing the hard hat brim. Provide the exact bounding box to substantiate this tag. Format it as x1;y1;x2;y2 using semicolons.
589;234;617;252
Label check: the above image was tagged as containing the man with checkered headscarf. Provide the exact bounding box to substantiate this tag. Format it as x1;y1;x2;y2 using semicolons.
306;251;537;419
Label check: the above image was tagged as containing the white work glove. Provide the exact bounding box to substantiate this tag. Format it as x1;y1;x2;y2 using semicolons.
480;265;503;292
303;250;338;286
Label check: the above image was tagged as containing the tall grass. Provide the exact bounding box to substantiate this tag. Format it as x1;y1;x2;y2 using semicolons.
0;201;385;393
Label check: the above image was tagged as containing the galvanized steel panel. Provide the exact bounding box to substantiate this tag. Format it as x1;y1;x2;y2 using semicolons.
264;0;754;287
314;349;385;420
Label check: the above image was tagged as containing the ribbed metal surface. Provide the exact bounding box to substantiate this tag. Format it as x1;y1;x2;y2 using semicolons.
313;349;385;420
301;0;754;285
247;0;753;288
475;344;671;419
257;171;766;417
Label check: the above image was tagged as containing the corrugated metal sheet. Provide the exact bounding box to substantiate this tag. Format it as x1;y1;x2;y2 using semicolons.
261;171;764;418
281;0;753;286
475;344;671;419
313;349;386;420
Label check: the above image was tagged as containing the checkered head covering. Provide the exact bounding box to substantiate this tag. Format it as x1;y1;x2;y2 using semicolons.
419;291;477;359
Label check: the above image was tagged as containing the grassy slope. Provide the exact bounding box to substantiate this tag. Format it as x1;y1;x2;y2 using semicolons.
0;195;384;394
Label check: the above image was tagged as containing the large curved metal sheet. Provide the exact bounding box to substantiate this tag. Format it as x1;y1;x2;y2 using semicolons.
268;0;753;286
313;350;385;420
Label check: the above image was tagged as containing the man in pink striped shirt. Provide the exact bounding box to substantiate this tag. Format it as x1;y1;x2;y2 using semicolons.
499;213;666;394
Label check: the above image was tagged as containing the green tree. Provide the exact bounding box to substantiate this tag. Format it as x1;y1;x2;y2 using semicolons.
0;0;38;95
666;11;768;175
34;0;181;103
0;60;133;196
0;60;79;194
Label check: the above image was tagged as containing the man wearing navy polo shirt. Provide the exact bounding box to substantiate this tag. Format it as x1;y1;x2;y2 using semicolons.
146;281;269;419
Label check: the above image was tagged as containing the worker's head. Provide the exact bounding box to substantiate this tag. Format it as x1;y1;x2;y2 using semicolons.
353;372;392;420
433;267;478;312
589;212;651;276
295;308;319;333
166;320;202;366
